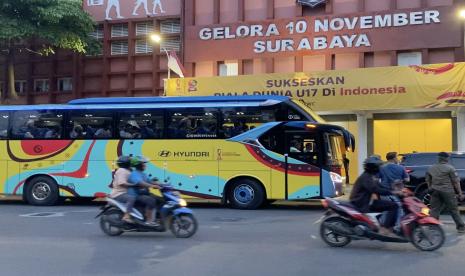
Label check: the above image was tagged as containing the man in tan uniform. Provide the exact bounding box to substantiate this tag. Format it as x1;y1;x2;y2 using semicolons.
426;152;465;233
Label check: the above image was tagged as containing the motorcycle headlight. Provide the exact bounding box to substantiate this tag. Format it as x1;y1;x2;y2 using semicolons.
179;199;187;207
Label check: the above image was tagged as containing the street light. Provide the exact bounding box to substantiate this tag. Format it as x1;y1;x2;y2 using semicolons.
150;33;162;43
149;33;171;95
149;33;170;78
460;9;465;19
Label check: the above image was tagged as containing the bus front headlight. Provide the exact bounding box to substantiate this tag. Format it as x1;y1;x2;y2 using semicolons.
179;199;187;207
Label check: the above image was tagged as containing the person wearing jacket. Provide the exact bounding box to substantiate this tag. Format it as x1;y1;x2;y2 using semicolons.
350;156;399;235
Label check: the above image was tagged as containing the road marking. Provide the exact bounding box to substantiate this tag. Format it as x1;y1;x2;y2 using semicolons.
20;212;65;218
210;225;221;229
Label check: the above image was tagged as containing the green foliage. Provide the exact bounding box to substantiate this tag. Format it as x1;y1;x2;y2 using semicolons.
0;0;100;55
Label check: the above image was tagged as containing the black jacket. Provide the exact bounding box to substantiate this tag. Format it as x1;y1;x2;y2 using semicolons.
349;172;392;212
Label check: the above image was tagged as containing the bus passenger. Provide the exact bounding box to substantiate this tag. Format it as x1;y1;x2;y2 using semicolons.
18;119;37;139
45;125;61;139
120;121;141;139
70;125;85;139
290;140;302;153
94;125;112;138
231;120;248;136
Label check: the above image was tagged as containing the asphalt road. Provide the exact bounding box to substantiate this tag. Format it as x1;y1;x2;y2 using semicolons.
1;200;465;276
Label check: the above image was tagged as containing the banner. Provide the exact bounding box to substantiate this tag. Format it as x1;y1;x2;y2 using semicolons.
166;63;465;112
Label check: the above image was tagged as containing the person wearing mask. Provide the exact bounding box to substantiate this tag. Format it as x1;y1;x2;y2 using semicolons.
350;156;400;236
426;152;465;233
128;156;163;226
379;152;410;231
109;156;136;224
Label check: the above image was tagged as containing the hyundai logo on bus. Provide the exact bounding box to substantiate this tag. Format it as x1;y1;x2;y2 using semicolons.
296;0;326;8
158;150;210;158
159;150;171;157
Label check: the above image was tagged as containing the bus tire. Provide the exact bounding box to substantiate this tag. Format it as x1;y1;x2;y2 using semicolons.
25;176;60;206
228;178;265;210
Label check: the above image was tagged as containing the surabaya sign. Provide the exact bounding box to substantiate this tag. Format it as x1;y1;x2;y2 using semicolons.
185;6;460;62
166;63;465;112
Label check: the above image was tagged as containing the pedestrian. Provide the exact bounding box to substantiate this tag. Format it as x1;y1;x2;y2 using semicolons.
379;152;410;232
426;152;465;233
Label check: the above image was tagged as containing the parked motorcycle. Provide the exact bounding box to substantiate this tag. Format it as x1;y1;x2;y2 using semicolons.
96;184;198;238
319;190;445;251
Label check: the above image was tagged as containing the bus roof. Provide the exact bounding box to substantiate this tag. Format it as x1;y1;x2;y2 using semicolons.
68;95;290;105
0;100;287;111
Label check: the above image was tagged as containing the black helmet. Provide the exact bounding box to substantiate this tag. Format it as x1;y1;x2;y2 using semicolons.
116;156;131;169
363;156;384;174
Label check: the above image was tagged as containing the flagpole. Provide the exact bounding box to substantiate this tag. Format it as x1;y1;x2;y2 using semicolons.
162;47;170;79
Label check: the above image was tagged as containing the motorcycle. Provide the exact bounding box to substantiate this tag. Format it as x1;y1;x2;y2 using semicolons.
96;183;198;238
319;190;445;251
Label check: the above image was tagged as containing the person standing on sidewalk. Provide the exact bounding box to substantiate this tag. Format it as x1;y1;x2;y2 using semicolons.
426;152;465;233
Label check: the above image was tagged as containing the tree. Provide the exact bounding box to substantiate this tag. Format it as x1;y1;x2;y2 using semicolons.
0;0;100;101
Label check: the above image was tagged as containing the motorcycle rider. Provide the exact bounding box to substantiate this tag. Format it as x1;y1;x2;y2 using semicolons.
379;152;410;232
128;156;163;226
109;156;136;224
350;156;400;236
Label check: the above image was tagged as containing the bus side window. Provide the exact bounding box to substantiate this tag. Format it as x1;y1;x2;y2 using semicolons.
67;110;114;139
220;107;276;138
118;110;164;139
11;110;63;139
0;112;9;139
167;109;218;139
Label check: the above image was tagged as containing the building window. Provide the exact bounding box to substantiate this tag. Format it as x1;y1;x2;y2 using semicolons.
135;40;153;54
397;52;422;66
15;80;27;94
0;82;4;96
87;0;104;5
218;62;238;76
90;25;104;39
34;79;49;93
111;24;128;37
160;20;181;34
160;37;181;52
136;22;154;36
111;41;128;55
57;78;73;92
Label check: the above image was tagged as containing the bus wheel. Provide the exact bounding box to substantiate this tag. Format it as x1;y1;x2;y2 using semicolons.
25;176;59;206
228;179;265;210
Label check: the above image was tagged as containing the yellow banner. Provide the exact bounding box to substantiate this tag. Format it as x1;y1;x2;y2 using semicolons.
166;63;465;111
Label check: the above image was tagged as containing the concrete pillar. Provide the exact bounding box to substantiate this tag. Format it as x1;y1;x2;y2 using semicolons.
357;113;368;175
457;109;465;152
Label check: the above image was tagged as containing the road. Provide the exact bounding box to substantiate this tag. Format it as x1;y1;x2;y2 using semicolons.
1;200;465;276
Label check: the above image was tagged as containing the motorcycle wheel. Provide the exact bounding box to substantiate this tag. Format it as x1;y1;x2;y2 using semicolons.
320;217;352;247
100;209;124;236
411;224;445;251
170;214;198;238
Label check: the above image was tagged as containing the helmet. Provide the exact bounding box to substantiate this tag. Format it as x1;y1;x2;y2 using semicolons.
116;156;131;168
130;156;149;168
363;156;384;174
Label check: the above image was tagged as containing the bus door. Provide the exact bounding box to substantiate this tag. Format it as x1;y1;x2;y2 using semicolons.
283;131;321;200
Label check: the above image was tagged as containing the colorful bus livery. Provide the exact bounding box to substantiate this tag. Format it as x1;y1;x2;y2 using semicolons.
0;96;353;208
